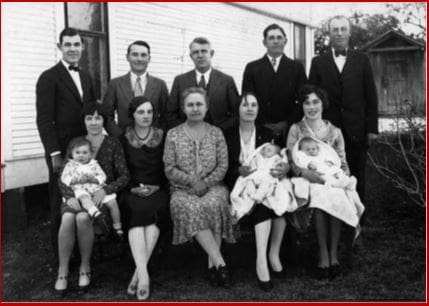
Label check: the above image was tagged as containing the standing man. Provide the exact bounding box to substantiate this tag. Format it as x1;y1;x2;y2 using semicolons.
309;15;378;203
36;28;96;254
166;37;239;130
102;41;169;136
242;23;307;143
309;15;378;268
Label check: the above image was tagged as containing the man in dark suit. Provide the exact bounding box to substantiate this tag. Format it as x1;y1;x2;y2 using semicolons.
309;15;378;203
166;37;239;130
242;24;307;143
309;15;378;268
36;28;96;253
102;41;169;136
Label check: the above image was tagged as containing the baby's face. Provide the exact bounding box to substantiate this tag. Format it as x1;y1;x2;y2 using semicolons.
72;145;91;164
262;144;280;158
301;141;319;157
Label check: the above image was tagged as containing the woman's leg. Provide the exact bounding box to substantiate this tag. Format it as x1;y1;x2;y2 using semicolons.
254;219;272;281
128;226;150;298
268;216;286;272
329;216;342;265
144;224;160;260
208;233;223;268
314;209;329;268
195;229;225;268
55;213;76;290
76;212;94;273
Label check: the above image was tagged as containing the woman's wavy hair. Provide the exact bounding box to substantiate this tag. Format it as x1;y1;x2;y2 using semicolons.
127;96;157;124
181;86;209;111
237;91;259;113
81;102;107;123
298;84;330;110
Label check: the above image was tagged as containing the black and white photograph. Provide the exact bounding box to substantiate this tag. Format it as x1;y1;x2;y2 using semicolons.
1;1;426;302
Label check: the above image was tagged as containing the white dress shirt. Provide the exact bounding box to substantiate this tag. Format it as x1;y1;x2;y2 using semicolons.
267;54;282;72
61;60;83;98
332;48;347;73
131;71;148;94
196;68;212;85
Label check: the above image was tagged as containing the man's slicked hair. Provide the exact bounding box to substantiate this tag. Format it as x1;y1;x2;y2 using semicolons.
127;40;151;55
59;27;82;44
263;24;286;39
189;37;211;50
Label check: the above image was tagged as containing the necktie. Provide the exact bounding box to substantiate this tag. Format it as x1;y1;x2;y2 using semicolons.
198;74;206;90
68;65;80;72
271;57;277;69
334;49;347;57
134;76;144;97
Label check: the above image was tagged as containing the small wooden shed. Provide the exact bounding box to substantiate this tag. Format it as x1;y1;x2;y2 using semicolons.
361;30;426;116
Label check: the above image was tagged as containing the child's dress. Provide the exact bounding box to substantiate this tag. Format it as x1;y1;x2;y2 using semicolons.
61;159;116;203
230;143;298;221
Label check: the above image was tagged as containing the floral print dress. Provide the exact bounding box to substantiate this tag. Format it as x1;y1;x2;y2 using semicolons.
163;123;235;245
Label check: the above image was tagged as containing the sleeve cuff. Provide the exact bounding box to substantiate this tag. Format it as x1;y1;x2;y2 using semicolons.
50;151;61;157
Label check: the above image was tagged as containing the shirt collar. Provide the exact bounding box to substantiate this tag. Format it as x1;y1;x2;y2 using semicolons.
266;54;283;62
61;59;79;72
195;68;212;83
130;71;148;84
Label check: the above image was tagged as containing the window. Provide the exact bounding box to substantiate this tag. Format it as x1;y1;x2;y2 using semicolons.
65;3;109;100
294;23;306;68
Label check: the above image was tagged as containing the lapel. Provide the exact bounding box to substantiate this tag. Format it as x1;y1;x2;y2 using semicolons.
325;50;342;84
277;54;290;73
79;70;91;102
207;69;219;96
187;70;198;87
118;73;133;104
56;62;81;103
262;55;276;74
341;49;356;78
145;73;157;98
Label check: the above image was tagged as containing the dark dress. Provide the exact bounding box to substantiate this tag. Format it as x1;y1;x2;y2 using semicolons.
120;128;170;229
224;124;278;225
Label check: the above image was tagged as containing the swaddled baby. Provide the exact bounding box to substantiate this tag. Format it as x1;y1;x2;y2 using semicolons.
230;143;297;221
295;136;356;189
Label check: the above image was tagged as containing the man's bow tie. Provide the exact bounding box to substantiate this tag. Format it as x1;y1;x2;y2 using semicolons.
68;65;80;72
334;49;347;57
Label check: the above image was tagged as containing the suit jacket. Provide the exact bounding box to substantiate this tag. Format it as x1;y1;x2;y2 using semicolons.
224;124;275;190
36;61;95;156
102;72;169;137
309;49;378;144
242;54;307;126
166;69;239;130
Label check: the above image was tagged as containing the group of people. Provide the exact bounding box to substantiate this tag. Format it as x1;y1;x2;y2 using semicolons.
36;15;378;300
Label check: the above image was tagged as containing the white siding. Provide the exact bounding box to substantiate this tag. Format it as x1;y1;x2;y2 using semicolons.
2;2;63;189
108;2;294;90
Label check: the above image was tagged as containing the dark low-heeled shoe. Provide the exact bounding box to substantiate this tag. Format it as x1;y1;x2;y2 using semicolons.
217;265;232;288
330;263;342;278
257;278;274;292
314;266;330;280
270;267;287;279
207;267;220;287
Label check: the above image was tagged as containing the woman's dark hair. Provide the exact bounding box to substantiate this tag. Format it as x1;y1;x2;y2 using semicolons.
298;84;330;110
81;102;107;122
127;96;156;122
64;136;92;163
237;91;259;113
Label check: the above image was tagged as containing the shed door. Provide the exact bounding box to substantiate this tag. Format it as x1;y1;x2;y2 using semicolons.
383;59;409;114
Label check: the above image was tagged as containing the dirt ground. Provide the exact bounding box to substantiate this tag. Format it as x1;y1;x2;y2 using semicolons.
2;144;426;302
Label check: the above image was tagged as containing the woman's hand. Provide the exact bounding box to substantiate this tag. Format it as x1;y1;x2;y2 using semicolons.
133;184;160;197
66;198;81;211
238;166;255;177
92;189;106;207
190;179;208;197
301;168;324;184
270;162;290;179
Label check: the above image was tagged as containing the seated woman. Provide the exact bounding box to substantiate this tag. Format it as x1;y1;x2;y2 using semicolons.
224;92;294;292
286;84;365;279
163;87;235;288
119;96;170;300
55;103;130;294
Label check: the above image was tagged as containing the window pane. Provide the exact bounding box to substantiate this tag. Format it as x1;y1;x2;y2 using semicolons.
80;35;108;100
67;3;103;33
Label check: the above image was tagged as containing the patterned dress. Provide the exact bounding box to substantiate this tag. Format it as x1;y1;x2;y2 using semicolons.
59;136;130;214
287;119;364;228
163;123;235;245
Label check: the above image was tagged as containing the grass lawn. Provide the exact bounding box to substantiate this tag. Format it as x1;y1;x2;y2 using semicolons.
2;143;426;301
